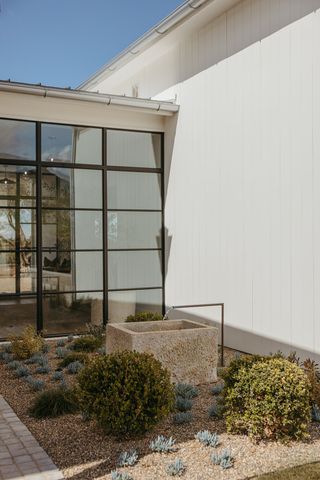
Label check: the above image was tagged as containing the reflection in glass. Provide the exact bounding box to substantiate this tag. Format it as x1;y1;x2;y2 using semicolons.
107;130;161;168
0;208;36;251
42;210;102;250
108;171;161;210
108;211;161;249
0;251;36;293
0;119;36;161
42;167;102;209
42;251;103;292
108;288;162;323
108;250;162;290
43;291;103;334
0;296;36;338
0;166;36;207
41;124;102;165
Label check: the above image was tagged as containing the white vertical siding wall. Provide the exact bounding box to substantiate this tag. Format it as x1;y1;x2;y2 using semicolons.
93;0;320;358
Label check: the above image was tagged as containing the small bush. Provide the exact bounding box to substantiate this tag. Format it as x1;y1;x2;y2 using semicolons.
24;376;45;392
175;396;192;412
66;361;83;375
29;387;78;418
150;435;176;453
166;458;186;476
57;339;67;347
111;471;133;480
42;343;50;353
174;383;198;399
312;404;320;422
67;334;74;342
58;352;88;368
211;449;234;469
15;365;30;377
77;351;175;435
56;347;68;359
35;365;50;375
9;325;44;360
52;371;64;382
173;411;192;425
97;347;106;355
2;352;14;363
126;311;162;323
7;360;22;370
118;450;138;467
302;359;320;408
72;335;102;352
208;401;225;419
195;430;220;448
222;357;311;441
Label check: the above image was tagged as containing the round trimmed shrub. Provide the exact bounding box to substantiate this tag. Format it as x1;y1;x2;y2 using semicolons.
77;350;175;435
223;357;311;441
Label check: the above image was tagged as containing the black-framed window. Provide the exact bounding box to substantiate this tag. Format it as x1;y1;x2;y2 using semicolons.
0;119;164;338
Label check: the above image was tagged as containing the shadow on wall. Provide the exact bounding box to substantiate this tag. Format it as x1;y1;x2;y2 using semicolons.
154;0;320;96
167;307;320;364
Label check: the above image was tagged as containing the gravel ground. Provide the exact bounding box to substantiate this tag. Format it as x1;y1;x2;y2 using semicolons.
1;343;320;480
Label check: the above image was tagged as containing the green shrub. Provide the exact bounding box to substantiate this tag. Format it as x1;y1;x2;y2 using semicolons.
77;350;175;435
175;396;192;412
58;352;88;368
125;311;162;323
302;359;320;408
9;325;44;360
29;387;78;418
222;357;311;441
72;335;102;352
66;361;83;374
174;383;198;399
173;411;192;424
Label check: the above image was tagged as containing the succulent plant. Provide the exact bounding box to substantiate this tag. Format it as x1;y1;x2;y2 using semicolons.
111;471;133;480
52;371;64;382
173;411;192;425
57;339;67;347
97;347;106;355
7;360;22;370
175;396;192;412
208;399;225;419
118;449;138;467
149;435;177;453
312;404;320;422
24;376;45;391
35;364;50;375
67;334;74;342
211;449;234;469
166;458;186;476
3;352;14;363
195;430;220;448
15;365;30;378
42;343;50;353
56;347;68;359
174;383;199;399
66;361;83;374
211;383;224;395
25;353;48;366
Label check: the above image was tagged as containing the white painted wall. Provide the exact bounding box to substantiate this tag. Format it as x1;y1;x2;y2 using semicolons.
96;0;320;359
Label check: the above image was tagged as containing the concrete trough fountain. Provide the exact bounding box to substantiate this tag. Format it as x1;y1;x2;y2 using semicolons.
106;319;218;385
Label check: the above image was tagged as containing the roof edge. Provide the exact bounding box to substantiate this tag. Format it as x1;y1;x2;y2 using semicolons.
0;80;179;116
78;0;214;91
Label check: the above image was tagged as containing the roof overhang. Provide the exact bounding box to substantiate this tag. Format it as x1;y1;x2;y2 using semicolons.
0;80;179;116
79;0;241;91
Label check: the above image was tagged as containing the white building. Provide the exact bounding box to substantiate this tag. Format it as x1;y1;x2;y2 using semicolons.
0;0;319;361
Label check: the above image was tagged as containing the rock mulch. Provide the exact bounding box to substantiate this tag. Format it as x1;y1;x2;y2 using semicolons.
0;343;320;479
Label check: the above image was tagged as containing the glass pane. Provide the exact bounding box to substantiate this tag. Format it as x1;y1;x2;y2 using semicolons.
0;119;35;161
0;251;37;293
0;208;36;250
42;251;103;292
42;210;102;250
42;167;102;209
0;165;36;207
108;289;162;323
108;211;161;249
0;296;36;338
108;171;161;210
43;291;103;334
108;250;162;290
41;124;102;164
107;130;161;168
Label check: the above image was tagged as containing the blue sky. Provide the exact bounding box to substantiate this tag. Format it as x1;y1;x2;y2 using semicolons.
0;0;182;88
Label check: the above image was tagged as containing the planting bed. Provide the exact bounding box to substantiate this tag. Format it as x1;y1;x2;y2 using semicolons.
1;343;320;479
